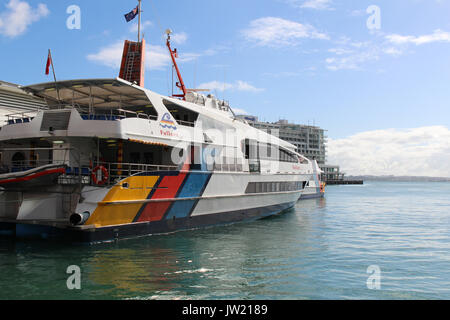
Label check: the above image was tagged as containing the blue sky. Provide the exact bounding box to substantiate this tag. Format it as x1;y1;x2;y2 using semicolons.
1;0;450;176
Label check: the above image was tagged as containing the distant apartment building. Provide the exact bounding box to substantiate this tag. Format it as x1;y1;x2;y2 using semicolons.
237;115;344;182
238;115;326;163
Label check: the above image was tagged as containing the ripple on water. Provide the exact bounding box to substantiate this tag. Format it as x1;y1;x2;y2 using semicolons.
0;181;449;299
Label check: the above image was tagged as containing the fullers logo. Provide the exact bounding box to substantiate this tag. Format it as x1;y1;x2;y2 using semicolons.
159;113;177;130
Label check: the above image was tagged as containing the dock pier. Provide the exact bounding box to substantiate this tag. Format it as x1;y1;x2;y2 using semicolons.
326;180;364;185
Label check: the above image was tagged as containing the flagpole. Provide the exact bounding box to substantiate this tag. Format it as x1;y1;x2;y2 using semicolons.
48;49;61;103
138;0;142;42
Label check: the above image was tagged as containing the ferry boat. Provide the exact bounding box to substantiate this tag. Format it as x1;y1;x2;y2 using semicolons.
300;160;325;199
0;32;312;243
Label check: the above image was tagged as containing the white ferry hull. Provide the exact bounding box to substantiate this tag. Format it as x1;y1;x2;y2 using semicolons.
0;170;306;243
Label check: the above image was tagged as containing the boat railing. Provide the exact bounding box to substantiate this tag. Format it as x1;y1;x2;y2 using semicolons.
96;162;178;185
0;147;86;188
0;147;178;187
8;159;68;171
76;108;158;122
4;111;37;125
61;162;178;186
174;119;195;127
3;105;159;126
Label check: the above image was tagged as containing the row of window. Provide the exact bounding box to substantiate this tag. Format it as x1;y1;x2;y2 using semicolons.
212;163;243;172
243;140;300;163
163;99;199;127
245;181;305;194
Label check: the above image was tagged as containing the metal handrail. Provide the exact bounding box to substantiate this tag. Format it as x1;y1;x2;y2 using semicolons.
175;119;195;127
91;161;178;186
5;112;36;123
97;162;177;174
0;147;84;188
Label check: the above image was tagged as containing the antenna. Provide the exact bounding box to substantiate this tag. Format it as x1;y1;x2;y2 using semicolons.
166;29;187;99
223;67;226;101
194;58;197;90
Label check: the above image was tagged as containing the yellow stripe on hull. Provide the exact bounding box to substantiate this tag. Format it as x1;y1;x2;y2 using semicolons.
85;176;159;227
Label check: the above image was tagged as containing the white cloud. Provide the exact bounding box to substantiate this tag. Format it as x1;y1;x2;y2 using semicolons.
242;17;329;47
386;29;450;46
299;0;333;10
327;126;450;177
235;80;264;92
263;71;303;78
87;40;171;70
326;29;450;71
87;41;123;69
145;45;173;70
87;39;208;71
326;38;405;71
326;45;381;71
285;0;333;10
349;9;366;17
231;108;249;115
328;48;354;55
197;80;234;92
171;32;188;45
129;20;152;34
197;80;264;93
383;47;403;57
0;0;49;38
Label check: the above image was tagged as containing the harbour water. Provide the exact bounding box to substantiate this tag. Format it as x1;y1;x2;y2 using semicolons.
0;181;449;300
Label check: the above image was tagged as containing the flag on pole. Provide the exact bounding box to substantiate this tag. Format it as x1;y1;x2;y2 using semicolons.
124;5;139;22
45;50;52;75
44;49;61;101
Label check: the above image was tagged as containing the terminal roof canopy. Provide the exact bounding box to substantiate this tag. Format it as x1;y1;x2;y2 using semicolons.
21;78;151;110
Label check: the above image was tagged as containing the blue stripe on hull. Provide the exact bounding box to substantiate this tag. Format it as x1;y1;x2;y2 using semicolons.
165;173;211;219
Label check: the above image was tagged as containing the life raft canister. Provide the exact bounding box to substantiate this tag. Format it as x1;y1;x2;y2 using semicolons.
91;165;109;185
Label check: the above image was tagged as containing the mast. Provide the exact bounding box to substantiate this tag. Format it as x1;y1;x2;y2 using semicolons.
166;29;187;100
118;1;145;86
137;0;142;42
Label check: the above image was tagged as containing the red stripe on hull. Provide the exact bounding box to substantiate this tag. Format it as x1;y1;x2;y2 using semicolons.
137;173;187;222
